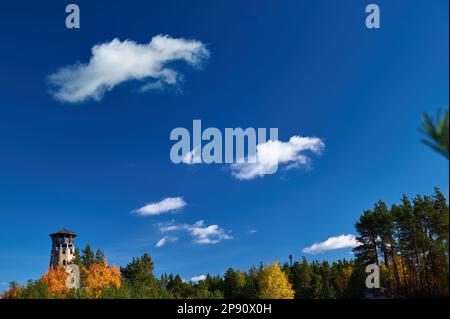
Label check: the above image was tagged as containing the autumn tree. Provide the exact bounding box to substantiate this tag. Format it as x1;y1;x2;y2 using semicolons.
1;282;21;299
5;189;447;299
84;261;121;298
41;266;69;298
257;262;294;299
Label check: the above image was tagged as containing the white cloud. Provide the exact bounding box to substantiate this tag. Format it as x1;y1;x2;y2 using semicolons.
248;229;257;234
155;236;178;248
190;275;207;283
140;80;165;92
133;197;186;216
302;234;360;254
48;35;209;103
182;147;202;164
159;224;180;232
231;135;324;180
187;220;233;244
158;220;233;245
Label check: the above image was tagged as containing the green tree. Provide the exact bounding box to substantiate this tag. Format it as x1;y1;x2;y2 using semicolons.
223;267;237;298
16;280;50;299
354;210;380;266
82;244;95;268
192;280;223;299
95;249;105;264
72;248;83;267
392;195;422;295
420;109;449;159
167;274;185;298
309;261;323;298
243;266;259;299
120;253;156;289
292;257;312;298
98;282;133;299
204;274;224;295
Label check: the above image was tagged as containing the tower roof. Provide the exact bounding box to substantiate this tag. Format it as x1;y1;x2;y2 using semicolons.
49;229;77;237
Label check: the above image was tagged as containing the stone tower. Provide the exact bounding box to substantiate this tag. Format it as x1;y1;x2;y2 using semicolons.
49;229;77;268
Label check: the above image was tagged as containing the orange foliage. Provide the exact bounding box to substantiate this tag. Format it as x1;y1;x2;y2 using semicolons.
1;282;21;299
41;266;69;297
84;261;121;298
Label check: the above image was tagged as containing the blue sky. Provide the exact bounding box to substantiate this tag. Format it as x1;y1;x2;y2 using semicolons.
0;0;448;289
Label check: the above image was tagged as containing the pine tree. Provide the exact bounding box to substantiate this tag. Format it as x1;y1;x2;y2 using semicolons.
167;274;185;298
120;253;156;290
293;257;312;298
354;210;379;265
72;248;83;267
94;249;105;264
223;267;237;298
420;109;449;159
82;244;95;268
392;196;422;295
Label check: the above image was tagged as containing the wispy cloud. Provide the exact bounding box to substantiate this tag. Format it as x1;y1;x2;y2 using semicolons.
133;197;186;216
155;236;178;248
190;275;207;282
48;35;209;103
231;136;324;180
302;234;360;254
158;220;233;245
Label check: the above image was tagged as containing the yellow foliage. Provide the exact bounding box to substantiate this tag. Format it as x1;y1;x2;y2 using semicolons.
392;255;409;286
258;262;294;299
84;261;121;298
41;266;69;297
235;270;246;289
1;282;21;299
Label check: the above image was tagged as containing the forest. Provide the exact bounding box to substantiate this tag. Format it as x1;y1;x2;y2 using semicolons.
2;110;448;299
1;188;448;299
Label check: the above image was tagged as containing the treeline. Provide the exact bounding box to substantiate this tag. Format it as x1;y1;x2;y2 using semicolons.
1;249;357;299
2;189;448;299
1;250;295;299
354;187;449;297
